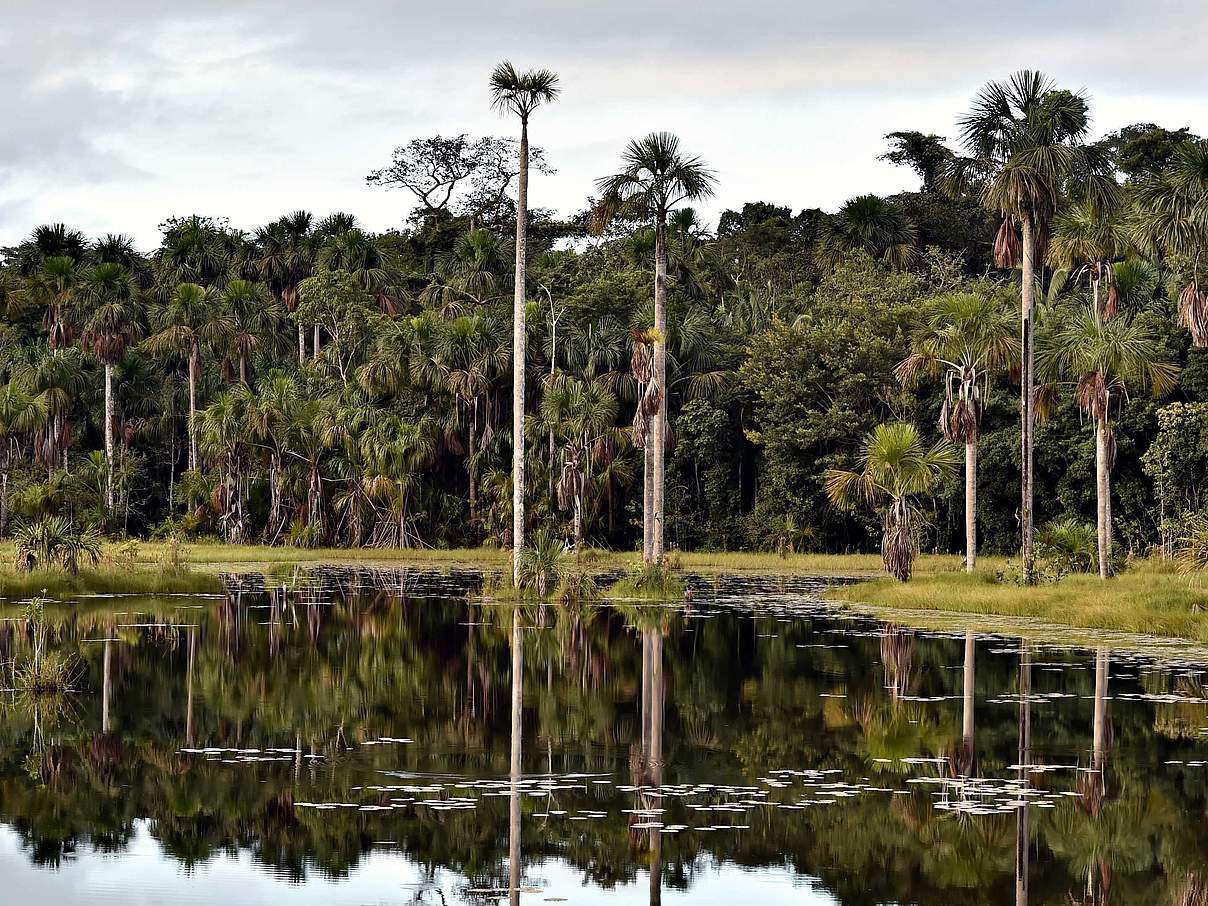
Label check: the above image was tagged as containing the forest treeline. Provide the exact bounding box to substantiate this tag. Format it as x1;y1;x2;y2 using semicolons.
2;69;1208;566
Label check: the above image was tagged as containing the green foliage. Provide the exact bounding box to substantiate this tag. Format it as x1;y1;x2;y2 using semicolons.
14;516;102;574
1175;512;1208;575
515;526;569;596
607;560;685;600
1037;517;1099;574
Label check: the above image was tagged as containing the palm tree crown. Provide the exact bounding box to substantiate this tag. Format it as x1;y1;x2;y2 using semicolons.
595;132;717;223
948;70;1116;262
489;62;560;122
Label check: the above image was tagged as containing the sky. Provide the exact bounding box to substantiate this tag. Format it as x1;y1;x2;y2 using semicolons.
3;0;1208;249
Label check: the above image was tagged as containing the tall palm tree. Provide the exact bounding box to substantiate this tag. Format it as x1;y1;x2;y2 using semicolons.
817;194;919;270
596;132;716;562
145;283;234;473
79;262;143;512
947;70;1117;583
195;386;253;542
0;383;46;536
254;211;317;361
222;278;281;385
896;289;1018;571
1049;198;1131;323
824;422;959;581
1038;307;1178;578
421;228;511;315
22;255;81;350
1130;140;1208;345
540;377;620;549
490;60;560;585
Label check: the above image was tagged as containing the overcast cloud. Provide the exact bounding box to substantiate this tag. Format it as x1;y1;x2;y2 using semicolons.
2;0;1207;248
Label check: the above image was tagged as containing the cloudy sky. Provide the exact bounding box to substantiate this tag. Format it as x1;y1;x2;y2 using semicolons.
3;0;1207;249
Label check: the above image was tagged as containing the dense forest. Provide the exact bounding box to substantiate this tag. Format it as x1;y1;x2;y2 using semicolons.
2;68;1208;567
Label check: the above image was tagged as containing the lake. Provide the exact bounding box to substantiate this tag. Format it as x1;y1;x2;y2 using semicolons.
1;568;1207;905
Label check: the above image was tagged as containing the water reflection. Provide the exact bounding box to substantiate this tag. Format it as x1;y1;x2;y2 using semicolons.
1;572;1207;904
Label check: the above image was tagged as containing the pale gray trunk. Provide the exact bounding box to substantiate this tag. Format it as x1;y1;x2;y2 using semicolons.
313;323;320;358
1095;419;1113;579
105;363;115;512
1;471;8;538
298;324;306;362
652;215;668;560
511;118;530;586
102;637;112;734
573;475;584;551
468;399;478;526
646;627;664;906
508;609;523;906
1092;647;1109;770
186;627;196;746
188;348;199;472
965;438;977;572
642;442;654;562
1019;216;1037;584
962;630;975;745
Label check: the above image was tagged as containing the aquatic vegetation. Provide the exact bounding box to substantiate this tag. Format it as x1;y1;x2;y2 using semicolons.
10;597;79;693
606;559;685;600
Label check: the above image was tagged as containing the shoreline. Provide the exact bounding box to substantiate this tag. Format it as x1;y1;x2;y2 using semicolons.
4;541;1208;647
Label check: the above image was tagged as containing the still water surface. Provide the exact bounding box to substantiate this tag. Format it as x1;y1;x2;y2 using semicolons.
2;570;1208;905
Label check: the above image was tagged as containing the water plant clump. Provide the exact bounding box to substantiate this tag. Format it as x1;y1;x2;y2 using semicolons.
607;557;685;601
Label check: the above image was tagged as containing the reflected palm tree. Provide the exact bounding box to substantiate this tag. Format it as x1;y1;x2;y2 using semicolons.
509;606;523;906
946;629;977;778
881;624;915;703
1016;644;1031;906
102;636;112;734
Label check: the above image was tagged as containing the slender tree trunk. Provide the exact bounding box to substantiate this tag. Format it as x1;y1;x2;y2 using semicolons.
1092;647;1109;770
1092;270;1103;326
298;324;306;362
313;323;320;358
652;214;669;560
511;117;530;586
508;608;523;906
102;637;111;734
1;469;9;538
105;363;115;513
647;627;664;906
469;399;478;527
186;628;196;746
1095;418;1114;578
642;442;654;563
962;629;975;746
573;473;584;551
1020;216;1037;584
1015;646;1032;906
965;438;977;572
188;348;199;472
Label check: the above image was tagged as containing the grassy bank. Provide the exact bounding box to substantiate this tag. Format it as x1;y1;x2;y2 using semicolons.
833;562;1208;643
0;540;918;577
4;539;1207;645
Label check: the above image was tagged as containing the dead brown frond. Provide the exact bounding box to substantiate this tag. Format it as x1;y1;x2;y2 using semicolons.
994;216;1021;268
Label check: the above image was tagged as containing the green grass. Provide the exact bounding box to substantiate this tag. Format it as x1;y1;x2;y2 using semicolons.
0;565;221;601
833;561;1208;642
4;538;1208;645
0;540;913;577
